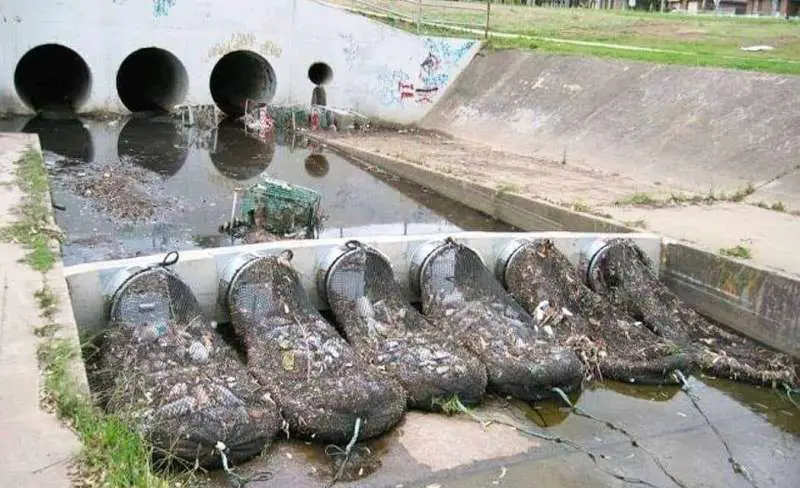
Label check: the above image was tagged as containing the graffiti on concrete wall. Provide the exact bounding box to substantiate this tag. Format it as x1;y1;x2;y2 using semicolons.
206;33;282;62
378;37;476;106
153;0;177;17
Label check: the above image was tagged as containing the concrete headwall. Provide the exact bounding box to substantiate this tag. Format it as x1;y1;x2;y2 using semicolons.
422;50;800;193
0;0;479;123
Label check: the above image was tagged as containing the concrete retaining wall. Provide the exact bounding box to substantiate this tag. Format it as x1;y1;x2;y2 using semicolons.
0;0;479;123
422;50;800;195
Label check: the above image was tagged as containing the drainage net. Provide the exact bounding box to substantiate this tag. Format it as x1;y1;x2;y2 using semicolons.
590;238;799;387
96;265;281;469
418;238;584;402
226;252;406;444
323;241;488;410
504;239;693;385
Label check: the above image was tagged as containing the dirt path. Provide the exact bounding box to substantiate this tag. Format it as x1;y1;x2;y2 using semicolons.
325;129;800;276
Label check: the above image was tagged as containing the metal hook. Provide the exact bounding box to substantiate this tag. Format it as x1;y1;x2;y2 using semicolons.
160;251;180;267
345;240;362;250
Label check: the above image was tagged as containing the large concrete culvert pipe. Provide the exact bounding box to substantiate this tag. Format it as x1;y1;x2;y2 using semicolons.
14;44;92;113
116;48;189;113
209;50;276;116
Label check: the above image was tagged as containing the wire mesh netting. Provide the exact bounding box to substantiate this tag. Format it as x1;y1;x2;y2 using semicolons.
226;252;407;444
96;266;281;469
240;177;321;238
324;241;488;410
505;239;693;385
418;239;584;402
592;238;799;387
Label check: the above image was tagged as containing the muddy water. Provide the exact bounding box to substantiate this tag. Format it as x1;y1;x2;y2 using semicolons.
0;114;511;266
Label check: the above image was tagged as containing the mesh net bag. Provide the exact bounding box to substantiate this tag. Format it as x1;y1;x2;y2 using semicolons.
418;238;584;402
324;241;488;410
592;238;798;387
505;239;693;385
96;264;281;469
226;251;406;444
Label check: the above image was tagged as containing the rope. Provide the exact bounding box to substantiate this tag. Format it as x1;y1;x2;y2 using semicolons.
674;371;759;488
215;441;273;488
445;395;665;488
551;387;689;488
324;417;363;488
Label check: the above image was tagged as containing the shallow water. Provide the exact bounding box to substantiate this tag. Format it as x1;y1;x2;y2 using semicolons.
1;114;511;266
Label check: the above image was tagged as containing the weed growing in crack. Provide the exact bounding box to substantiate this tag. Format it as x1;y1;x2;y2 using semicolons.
719;245;752;260
495;181;520;195
623;219;648;229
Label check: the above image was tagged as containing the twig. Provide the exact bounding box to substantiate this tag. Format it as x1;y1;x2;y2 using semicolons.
551;387;689;488
674;371;759;488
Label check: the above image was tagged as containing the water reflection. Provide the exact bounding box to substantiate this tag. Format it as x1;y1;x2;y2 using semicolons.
117;116;189;177
699;376;800;435
210;119;275;180
22;114;94;161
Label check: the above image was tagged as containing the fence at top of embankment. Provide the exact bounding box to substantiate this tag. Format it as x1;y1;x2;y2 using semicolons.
321;0;493;38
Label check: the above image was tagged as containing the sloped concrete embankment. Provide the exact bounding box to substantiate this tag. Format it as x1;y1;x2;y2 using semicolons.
422;50;800;208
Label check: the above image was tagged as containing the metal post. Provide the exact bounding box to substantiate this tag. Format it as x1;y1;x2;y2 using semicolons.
485;1;491;40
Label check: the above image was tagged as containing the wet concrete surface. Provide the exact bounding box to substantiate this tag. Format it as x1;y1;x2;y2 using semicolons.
0;115;511;266
209;378;799;488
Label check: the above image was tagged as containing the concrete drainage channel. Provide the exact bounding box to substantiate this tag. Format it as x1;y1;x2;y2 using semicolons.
61;232;800;488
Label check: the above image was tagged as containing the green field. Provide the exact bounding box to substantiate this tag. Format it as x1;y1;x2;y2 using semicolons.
329;1;800;74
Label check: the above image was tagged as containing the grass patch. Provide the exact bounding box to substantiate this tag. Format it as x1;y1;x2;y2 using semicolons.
0;148;57;272
719;244;753;260
337;1;800;75
614;192;662;207
38;327;174;488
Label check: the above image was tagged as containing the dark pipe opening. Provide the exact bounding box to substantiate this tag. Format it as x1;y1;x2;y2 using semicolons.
117;116;189;178
22;115;94;162
116;47;188;113
308;62;333;86
209;51;276;117
14;44;92;113
210;119;275;180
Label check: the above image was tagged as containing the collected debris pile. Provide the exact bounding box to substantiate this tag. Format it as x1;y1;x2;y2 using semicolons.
72;162;170;221
589;238;799;387
418;238;584;402
94;265;281;469
504;239;693;385
324;241;488;409
225;251;406;444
